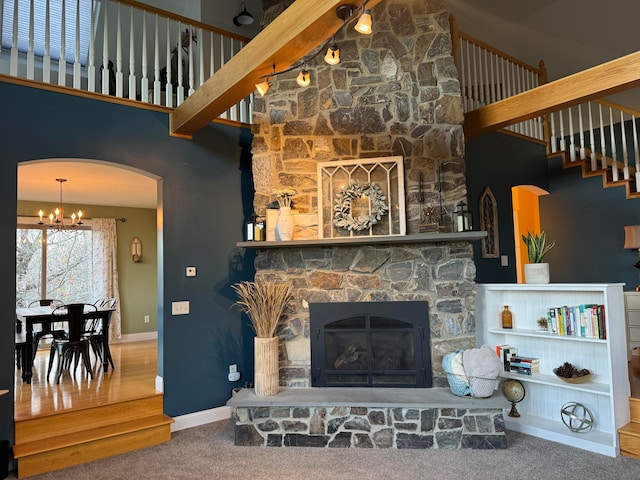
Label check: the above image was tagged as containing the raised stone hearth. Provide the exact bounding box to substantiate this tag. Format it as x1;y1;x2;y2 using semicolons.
228;388;508;449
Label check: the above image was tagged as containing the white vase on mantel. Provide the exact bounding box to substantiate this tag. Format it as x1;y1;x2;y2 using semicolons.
275;206;295;241
524;263;550;284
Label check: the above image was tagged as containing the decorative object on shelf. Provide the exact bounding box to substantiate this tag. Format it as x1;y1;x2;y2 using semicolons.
536;317;548;331
553;362;592;383
452;201;472;232
522;231;555;283
500;378;525;417
318;156;406;238
232;281;294;396
623;225;640;291
38;178;84;230
130;237;142;263
479;186;499;258
232;2;254;26
561;402;594;433
419;205;443;233
272;189;297;241
501;305;513;329
333;181;389;232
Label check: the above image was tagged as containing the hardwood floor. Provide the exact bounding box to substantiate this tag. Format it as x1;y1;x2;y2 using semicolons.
14;340;158;421
630;355;640;398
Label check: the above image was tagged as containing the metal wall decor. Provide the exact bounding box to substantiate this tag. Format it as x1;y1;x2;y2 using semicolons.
479;186;499;258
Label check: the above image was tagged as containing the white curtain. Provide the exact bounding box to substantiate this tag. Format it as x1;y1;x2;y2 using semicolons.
91;218;122;340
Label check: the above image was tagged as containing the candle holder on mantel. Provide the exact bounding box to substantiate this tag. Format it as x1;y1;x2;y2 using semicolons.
419;205;444;233
453;201;473;232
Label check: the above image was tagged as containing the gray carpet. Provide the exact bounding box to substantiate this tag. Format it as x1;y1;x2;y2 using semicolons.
12;420;640;479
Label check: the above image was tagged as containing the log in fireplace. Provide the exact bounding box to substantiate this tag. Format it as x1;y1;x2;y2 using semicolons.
309;301;432;387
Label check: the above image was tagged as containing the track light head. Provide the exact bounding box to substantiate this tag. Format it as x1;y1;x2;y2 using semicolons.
354;8;372;35
255;80;271;96
296;69;311;87
324;42;340;65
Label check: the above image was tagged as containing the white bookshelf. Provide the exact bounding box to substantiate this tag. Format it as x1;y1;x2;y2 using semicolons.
476;283;630;457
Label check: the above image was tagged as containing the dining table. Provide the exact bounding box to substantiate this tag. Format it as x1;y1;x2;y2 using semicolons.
15;305;115;384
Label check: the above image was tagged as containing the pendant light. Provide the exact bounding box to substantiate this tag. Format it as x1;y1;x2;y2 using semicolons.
296;69;310;87
38;178;84;230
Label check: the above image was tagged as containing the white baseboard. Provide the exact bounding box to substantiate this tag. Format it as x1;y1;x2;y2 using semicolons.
170;405;231;432
111;331;158;343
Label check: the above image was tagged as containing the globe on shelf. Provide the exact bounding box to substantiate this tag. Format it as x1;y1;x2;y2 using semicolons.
500;379;525;417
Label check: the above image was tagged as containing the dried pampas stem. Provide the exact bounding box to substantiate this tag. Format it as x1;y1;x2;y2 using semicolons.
232;281;293;338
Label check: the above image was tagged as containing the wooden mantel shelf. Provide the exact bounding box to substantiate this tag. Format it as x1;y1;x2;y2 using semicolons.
237;231;487;249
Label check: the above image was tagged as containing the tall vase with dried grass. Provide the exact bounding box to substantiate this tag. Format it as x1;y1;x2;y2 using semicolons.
232;280;293;396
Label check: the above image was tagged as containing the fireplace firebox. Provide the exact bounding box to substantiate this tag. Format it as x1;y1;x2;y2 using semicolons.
309;302;431;388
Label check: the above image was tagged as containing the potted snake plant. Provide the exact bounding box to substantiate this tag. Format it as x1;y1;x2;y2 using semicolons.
522;231;555;283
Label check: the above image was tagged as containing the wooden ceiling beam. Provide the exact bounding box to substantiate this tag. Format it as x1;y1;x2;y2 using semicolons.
464;50;640;139
170;0;383;138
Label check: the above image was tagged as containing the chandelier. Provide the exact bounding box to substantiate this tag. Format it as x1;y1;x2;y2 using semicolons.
38;178;84;229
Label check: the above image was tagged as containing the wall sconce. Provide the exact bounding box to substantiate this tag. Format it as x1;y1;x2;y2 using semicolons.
453;201;473;232
354;7;373;34
131;237;142;263
624;225;640;291
233;2;254;26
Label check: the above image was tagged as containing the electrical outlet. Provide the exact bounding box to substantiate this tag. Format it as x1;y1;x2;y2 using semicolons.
171;301;190;315
144;315;150;323
501;255;509;267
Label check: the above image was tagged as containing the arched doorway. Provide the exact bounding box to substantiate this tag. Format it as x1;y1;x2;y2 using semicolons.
512;185;550;283
16;159;160;419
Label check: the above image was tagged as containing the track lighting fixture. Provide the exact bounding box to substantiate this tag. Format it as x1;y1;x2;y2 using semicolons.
255;79;271;96
354;7;373;34
296;69;311;87
324;39;340;65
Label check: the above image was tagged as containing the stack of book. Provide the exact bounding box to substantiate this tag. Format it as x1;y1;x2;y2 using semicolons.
509;355;540;375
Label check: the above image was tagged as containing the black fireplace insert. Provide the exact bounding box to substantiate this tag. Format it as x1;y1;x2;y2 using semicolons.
309;301;431;387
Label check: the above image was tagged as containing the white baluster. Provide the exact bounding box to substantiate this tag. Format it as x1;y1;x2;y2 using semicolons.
558;110;566;151
58;0;67;86
101;3;109;94
141;13;149;102
153;14;161;105
218;34;226;118
176;22;184;105
578;104;585;160
588;103;597;171
27;0;34;79
115;3;123;97
209;31;215;79
464;41;473;110
498;56;505;101
621;110;630;180
599;104;607;170
458;40;467;111
86;0;95;92
632;115;640;192
488;51;495;104
188;27;195;96
128;8;136;100
198;28;204;89
470;42;477;109
165;18;172;107
73;0;81;88
609;107;619;181
478;48;485;106
43;0;51;83
550;111;557;153
10;0;19;76
568;107;575;161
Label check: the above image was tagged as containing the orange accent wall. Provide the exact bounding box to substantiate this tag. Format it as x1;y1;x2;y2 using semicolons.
512;185;549;283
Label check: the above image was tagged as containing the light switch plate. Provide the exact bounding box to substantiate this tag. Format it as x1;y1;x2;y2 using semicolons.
186;266;197;277
172;301;190;315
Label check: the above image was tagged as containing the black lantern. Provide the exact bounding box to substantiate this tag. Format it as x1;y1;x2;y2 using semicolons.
453;201;473;232
245;214;257;241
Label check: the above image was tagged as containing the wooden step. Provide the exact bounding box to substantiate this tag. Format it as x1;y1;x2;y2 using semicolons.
15;394;165;444
14;415;173;478
13;393;174;478
630;397;640;423
618;421;640;459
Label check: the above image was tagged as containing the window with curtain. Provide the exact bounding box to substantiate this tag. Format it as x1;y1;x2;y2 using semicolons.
16;225;93;305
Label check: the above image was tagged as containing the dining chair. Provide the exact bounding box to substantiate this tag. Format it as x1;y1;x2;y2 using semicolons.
47;303;96;384
29;299;66;361
15;332;27;370
83;298;116;369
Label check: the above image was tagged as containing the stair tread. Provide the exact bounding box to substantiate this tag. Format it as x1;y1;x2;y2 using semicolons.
13;413;173;458
618;422;640;436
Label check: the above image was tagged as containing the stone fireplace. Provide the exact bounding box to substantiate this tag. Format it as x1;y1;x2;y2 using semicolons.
226;1;507;450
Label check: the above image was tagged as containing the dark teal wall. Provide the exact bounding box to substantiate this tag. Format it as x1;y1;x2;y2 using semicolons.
465;132;549;283
0;82;255;443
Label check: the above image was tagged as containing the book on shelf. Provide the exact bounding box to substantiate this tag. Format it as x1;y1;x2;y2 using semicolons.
509;355;539;365
509;361;539;371
496;345;517;372
545;303;607;339
510;365;538;375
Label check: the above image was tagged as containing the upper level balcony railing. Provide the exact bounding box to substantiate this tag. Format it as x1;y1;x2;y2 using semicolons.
0;0;253;124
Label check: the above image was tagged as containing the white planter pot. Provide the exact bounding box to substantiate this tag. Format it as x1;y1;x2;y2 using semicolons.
524;263;550;284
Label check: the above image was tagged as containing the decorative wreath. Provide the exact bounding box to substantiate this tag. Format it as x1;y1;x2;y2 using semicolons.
333;182;389;232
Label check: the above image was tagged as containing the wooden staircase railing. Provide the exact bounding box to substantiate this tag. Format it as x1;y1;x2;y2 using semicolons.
0;0;252;124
